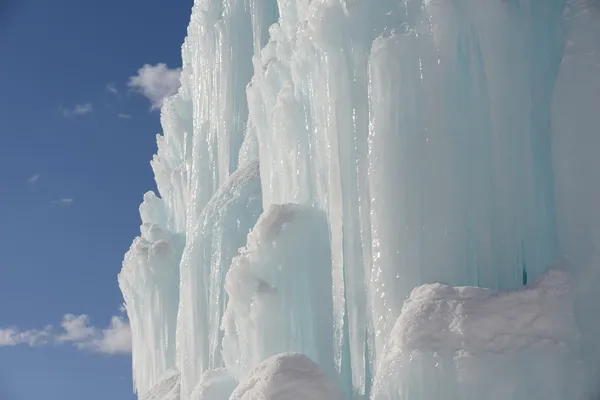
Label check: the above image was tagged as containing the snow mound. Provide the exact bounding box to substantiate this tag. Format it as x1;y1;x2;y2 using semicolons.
230;353;345;400
372;269;586;400
191;369;237;400
390;268;574;353
140;369;180;400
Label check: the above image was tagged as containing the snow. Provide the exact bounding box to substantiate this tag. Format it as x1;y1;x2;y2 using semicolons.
140;369;180;400
119;0;600;399
190;369;237;400
230;353;345;400
371;269;586;400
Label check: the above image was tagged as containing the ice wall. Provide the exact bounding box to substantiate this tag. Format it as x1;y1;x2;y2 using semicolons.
120;193;184;395
552;0;600;392
170;4;280;398
120;0;600;398
248;0;565;394
177;160;262;398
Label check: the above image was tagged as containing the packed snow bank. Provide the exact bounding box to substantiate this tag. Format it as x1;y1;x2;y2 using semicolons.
140;369;180;400
371;269;586;400
230;353;345;400
190;369;237;400
221;204;335;381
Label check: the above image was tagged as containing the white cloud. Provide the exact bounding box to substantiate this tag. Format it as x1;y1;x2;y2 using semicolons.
57;314;96;343
0;326;52;347
0;312;131;355
118;113;132;119
27;174;40;184
59;198;74;205
87;316;132;355
106;82;118;96
61;103;93;118
128;63;181;110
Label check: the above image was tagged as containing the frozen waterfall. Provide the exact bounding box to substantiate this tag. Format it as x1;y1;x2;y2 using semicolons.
119;0;600;399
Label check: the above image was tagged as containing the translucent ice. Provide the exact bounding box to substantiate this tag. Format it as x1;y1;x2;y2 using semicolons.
119;0;600;398
221;204;335;381
247;0;564;392
120;192;184;395
552;0;600;391
177;161;262;398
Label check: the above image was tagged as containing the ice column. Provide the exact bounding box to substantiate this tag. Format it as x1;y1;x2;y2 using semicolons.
119;88;192;395
221;204;335;380
248;0;564;394
552;0;600;393
174;1;278;398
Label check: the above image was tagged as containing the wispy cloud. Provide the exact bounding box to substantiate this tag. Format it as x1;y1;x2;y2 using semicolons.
59;198;74;205
0;326;52;347
0;312;131;355
128;63;181;110
106;82;118;96
117;113;132;119
60;103;93;118
27;174;40;184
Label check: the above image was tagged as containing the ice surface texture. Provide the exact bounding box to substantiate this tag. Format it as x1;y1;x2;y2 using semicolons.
230;353;345;400
371;269;585;400
119;0;600;398
221;204;334;381
140;369;180;400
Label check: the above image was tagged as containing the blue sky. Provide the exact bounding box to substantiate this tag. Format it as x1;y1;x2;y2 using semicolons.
0;1;192;399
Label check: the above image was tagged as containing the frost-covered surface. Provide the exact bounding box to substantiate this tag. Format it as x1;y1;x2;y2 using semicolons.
230;353;345;400
371;269;585;400
140;369;180;400
120;0;600;398
190;369;236;400
221;204;334;381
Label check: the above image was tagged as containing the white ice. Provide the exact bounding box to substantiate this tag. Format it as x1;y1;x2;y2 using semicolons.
221;204;335;381
190;369;237;400
140;369;181;400
230;353;345;400
119;0;600;398
371;269;585;400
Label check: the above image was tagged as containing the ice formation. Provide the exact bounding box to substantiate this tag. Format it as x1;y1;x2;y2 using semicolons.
229;353;345;400
119;0;600;399
221;204;335;381
190;369;237;400
371;269;584;400
140;369;181;400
